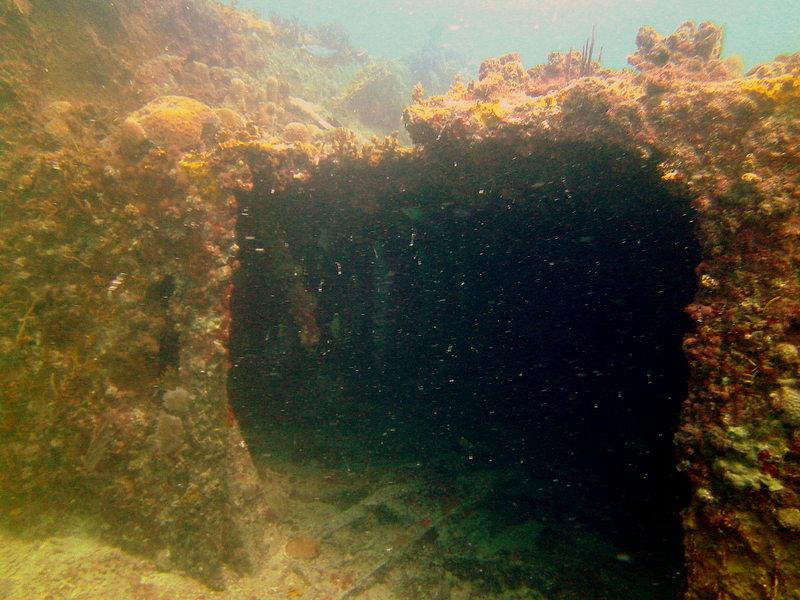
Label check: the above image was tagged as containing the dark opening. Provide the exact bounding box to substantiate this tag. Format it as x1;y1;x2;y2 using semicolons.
229;141;699;598
146;274;180;375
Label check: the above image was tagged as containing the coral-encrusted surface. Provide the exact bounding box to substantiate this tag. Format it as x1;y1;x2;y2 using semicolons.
2;1;800;596
0;0;344;587
404;25;800;599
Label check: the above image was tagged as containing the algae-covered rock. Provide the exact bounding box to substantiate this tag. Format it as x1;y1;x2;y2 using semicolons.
771;380;800;425
41;100;76;143
715;457;783;492
627;21;741;81
117;116;148;158
154;412;184;454
214;106;245;130
162;387;192;414
776;508;800;531
338;62;408;131
284;535;321;559
773;342;799;365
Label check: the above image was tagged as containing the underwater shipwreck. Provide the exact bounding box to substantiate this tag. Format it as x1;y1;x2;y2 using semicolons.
1;1;800;599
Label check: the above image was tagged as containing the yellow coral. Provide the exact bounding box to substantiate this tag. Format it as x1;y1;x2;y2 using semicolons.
218;139;275;153
471;102;510;127
283;122;312;143
129;96;220;150
447;77;469;100
740;172;762;183
739;74;800;109
179;154;220;197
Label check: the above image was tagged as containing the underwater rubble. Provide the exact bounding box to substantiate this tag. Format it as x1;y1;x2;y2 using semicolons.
0;1;799;598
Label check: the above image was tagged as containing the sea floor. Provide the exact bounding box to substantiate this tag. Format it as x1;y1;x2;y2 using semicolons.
0;454;681;600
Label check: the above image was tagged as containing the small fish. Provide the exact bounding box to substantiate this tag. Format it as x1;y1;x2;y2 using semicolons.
12;0;32;16
330;312;342;340
614;552;634;563
318;227;331;251
106;273;126;296
401;205;424;221
301;44;339;59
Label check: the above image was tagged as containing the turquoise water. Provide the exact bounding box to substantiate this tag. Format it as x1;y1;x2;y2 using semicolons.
243;0;799;71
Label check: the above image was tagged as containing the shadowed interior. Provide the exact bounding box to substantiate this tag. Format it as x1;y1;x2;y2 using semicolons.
229;140;700;595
